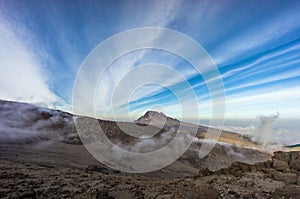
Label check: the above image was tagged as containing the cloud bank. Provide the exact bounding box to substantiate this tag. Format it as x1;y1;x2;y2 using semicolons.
0;100;76;144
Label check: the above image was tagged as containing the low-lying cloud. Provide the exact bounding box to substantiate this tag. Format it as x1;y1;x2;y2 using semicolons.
0;100;77;144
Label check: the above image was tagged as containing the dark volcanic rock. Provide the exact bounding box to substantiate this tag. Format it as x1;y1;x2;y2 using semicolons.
172;185;219;199
272;172;298;185
272;185;300;198
290;152;300;171
85;165;108;174
264;160;273;169
273;159;290;172
198;168;211;177
273;151;291;162
201;150;300;189
2;99;300;198
273;151;300;171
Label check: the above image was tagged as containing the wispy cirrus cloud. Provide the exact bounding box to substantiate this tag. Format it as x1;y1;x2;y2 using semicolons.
0;0;299;121
0;15;58;107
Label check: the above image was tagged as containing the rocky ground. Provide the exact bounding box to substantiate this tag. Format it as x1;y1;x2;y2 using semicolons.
1;99;300;198
1;151;300;198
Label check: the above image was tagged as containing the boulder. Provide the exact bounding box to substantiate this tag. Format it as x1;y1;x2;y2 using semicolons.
250;164;257;172
229;162;244;176
254;162;266;172
290;159;300;171
273;151;291;162
264;160;273;169
272;171;298;185
273;159;289;172
289;152;300;171
198;168;212;177
85;165;108;173
290;151;300;159
272;185;300;199
239;162;251;172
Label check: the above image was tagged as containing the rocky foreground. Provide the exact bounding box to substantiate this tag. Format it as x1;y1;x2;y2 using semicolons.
1;151;300;198
1;100;300;198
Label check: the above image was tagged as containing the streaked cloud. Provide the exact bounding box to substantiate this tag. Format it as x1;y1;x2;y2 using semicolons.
0;15;58;107
0;0;299;120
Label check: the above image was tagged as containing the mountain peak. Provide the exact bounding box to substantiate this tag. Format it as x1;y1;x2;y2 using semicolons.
135;110;179;127
144;110;167;118
136;111;167;123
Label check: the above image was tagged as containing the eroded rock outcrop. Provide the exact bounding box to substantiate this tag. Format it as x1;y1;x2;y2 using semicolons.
199;151;300;185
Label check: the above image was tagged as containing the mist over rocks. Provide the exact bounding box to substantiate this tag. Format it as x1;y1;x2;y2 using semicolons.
0;99;79;144
0;100;264;152
0;99;278;158
0;100;181;147
1;99;299;198
0;100;289;172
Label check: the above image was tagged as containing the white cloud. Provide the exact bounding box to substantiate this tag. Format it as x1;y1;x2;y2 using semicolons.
0;100;76;144
94;62;196;120
0;16;58;106
197;85;300;119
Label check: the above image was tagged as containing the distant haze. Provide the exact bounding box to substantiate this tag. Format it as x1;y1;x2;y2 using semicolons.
190;118;299;146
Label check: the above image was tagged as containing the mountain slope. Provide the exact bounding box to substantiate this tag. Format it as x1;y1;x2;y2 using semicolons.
0;99;271;174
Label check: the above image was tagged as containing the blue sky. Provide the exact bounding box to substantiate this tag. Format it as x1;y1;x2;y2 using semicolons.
0;0;300;120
